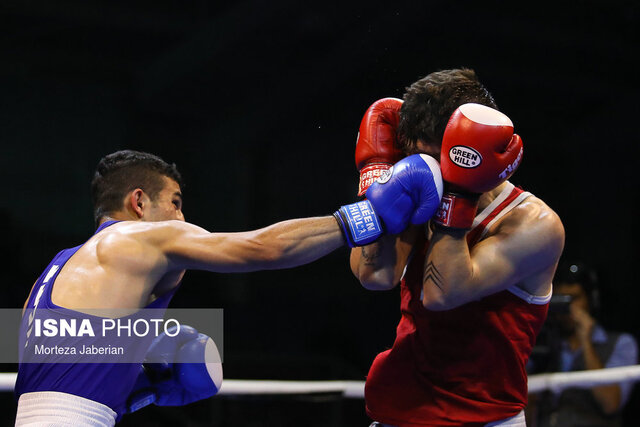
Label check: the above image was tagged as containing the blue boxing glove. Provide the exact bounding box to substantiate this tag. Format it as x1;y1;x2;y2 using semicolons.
367;154;443;234
334;154;443;246
126;325;223;413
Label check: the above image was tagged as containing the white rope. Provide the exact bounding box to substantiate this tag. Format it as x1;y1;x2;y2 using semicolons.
218;380;364;396
527;365;640;394
0;373;15;391
2;365;640;397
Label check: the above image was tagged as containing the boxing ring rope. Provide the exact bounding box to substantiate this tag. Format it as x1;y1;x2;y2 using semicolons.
1;365;640;396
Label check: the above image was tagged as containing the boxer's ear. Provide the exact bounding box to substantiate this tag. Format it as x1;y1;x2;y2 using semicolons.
128;189;146;219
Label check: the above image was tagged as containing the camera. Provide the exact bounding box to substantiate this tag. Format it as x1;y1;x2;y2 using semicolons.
547;294;572;315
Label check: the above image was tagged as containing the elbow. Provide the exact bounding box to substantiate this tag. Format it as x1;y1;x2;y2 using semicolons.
350;258;399;291
422;290;458;311
360;279;398;291
422;296;451;311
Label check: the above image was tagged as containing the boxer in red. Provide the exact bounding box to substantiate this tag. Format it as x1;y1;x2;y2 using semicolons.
351;69;565;426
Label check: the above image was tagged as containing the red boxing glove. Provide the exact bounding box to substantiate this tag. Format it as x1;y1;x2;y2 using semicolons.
355;98;405;197
434;103;523;229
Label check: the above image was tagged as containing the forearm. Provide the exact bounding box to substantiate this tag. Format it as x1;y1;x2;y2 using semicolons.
251;216;345;270
165;216;344;273
350;225;420;290
582;341;622;414
422;228;474;310
350;234;400;290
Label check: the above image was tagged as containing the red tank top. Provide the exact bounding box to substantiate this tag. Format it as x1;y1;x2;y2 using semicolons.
365;183;550;426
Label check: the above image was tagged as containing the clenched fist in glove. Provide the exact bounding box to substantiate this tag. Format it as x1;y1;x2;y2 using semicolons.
434;103;523;230
356;98;405;197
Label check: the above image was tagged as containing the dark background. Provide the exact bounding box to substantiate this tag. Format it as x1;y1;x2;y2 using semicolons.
1;1;638;425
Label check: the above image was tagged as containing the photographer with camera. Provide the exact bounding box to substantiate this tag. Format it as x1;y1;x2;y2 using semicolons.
528;261;638;427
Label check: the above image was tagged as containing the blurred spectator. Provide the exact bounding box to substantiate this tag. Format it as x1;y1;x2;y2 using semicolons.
528;262;638;427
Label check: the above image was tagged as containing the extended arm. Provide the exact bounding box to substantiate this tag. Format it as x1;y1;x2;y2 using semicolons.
165;152;442;274
156;216;345;273
119;113;442;280
142;157;441;276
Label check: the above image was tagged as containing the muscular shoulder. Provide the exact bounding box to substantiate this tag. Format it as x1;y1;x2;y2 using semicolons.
99;220;204;244
490;195;565;267
498;195;562;231
95;221;203;271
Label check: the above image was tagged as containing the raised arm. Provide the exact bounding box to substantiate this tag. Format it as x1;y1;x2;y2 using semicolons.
349;98;439;291
347;153;442;290
421;103;564;310
422;198;564;310
350;227;418;290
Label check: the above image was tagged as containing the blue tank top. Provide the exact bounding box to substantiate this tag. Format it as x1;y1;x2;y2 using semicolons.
15;221;179;417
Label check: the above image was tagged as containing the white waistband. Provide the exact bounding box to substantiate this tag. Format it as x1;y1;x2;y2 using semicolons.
507;284;552;305
371;410;526;427
15;391;116;427
485;410;526;427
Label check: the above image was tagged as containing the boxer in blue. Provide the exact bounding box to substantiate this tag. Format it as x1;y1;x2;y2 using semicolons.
15;149;443;425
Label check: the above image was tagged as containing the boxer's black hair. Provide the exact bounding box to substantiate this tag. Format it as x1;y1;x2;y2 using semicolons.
91;150;183;226
398;68;498;154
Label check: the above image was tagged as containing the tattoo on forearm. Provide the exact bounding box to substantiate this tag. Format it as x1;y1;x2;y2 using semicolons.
361;246;381;266
424;261;444;291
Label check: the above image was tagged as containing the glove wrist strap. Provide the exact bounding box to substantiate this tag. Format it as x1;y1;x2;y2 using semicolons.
433;192;479;230
334;200;383;247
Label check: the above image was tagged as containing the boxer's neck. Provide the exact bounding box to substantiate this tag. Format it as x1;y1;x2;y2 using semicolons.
478;182;508;212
